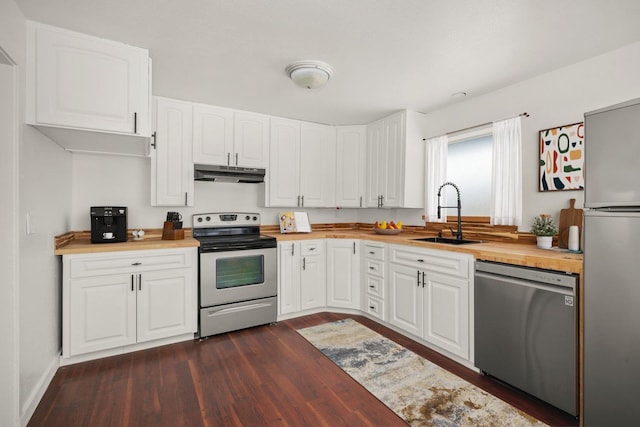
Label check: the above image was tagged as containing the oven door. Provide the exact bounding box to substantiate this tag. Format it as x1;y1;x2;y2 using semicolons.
199;247;277;307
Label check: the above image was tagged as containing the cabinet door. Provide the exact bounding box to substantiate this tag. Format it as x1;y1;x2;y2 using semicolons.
336;126;366;207
151;97;194;206
383;112;405;207
192;104;234;165
31;22;149;135
137;268;196;343
300;241;326;310
278;242;301;314
234;112;270;168
423;273;469;359
326;239;360;309
366;119;385;207
300;123;336;207
69;274;137;356
269;119;301;207
388;263;423;337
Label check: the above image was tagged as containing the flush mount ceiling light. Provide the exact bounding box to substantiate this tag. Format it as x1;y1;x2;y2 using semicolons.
285;60;334;90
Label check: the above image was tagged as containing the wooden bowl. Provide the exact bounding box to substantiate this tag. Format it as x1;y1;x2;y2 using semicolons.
374;228;402;235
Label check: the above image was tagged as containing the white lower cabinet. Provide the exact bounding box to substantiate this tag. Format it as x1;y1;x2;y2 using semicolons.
326;239;360;309
278;240;326;315
63;248;197;361
388;244;472;360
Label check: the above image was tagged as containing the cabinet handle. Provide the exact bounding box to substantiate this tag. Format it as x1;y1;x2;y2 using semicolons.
235;153;238;166
301;195;304;207
303;257;306;270
297;195;300;207
151;131;157;149
134;112;138;134
417;270;421;287
422;271;426;288
369;251;375;255
309;247;316;251
131;275;134;292
369;266;375;270
380;195;384;207
291;243;295;256
369;285;375;288
417;259;424;263
353;242;356;254
185;192;188;206
369;306;375;310
131;262;142;266
377;195;380;208
360;196;363;208
138;274;142;291
227;153;230;166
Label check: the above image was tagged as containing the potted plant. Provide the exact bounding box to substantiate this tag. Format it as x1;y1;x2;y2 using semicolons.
531;214;558;249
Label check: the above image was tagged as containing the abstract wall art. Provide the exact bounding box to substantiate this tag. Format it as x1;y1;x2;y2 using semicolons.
539;122;584;191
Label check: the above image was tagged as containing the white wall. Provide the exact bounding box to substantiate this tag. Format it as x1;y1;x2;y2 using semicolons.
1;0;73;425
421;41;640;230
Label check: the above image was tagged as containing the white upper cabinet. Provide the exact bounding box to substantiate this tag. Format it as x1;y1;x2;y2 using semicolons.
366;110;426;208
151;97;194;207
26;21;151;156
192;106;270;168
336;125;367;208
192;104;234;165
268;118;336;207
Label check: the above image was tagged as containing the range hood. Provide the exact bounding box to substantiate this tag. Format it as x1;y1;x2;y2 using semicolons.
194;164;266;183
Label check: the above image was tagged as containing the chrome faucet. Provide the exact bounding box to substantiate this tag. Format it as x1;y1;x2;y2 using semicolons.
437;181;463;241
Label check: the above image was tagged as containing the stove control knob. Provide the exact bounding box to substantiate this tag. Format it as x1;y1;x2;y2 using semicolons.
245;215;250;220
197;217;203;222
253;216;258;221
205;216;211;221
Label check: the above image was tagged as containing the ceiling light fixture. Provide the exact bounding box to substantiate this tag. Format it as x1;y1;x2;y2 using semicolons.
285;60;334;90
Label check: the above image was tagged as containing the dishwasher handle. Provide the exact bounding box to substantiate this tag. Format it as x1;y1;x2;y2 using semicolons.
475;271;575;296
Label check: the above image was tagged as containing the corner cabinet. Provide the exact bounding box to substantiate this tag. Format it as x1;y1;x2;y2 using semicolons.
151;97;194;207
366;110;426;208
268;119;336;207
62;248;197;363
26;21;151;156
336;126;367;208
388;244;472;360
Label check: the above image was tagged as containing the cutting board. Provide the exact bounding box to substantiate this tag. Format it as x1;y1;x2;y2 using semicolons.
558;198;583;249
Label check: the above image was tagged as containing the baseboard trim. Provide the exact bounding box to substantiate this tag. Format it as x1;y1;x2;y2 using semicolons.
20;352;60;427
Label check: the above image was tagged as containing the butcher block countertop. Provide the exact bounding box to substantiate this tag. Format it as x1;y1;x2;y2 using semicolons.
265;229;583;274
55;226;582;274
54;230;199;255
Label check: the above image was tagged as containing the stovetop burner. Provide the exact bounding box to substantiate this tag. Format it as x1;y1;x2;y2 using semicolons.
192;212;276;252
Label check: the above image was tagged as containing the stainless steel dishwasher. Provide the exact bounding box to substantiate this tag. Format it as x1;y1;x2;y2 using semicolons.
474;260;578;416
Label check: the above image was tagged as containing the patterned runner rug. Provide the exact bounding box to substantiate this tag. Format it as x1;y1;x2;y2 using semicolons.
297;318;547;427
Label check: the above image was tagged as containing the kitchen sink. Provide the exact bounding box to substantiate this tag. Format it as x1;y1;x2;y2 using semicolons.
412;237;483;245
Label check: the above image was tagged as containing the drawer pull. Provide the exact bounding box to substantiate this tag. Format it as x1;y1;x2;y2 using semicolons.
369;251;375;254
131;262;142;266
369;285;375;288
309;247;316;251
369;306;375;310
417;259;424;263
369;266;375;270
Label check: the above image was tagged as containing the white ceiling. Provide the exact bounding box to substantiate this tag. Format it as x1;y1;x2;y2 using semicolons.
15;0;640;125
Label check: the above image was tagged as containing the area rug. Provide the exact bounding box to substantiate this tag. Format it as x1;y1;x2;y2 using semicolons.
297;318;547;427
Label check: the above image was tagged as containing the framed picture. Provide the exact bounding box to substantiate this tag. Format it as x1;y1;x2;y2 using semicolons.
539;122;584;191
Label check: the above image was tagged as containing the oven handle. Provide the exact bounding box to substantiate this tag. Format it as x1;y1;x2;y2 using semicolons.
205;301;273;317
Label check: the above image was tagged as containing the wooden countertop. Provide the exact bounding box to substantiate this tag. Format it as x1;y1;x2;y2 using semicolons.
265;229;583;274
54;230;199;255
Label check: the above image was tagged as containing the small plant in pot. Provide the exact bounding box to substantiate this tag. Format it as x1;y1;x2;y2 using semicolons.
531;214;558;249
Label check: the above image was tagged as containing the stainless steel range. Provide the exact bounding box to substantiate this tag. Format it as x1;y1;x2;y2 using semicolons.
193;212;277;338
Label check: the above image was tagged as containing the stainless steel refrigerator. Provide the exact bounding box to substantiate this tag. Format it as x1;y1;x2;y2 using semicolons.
583;97;640;426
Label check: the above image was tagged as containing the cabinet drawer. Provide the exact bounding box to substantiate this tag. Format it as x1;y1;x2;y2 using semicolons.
364;295;385;321
301;240;324;256
363;259;385;278
365;276;384;299
390;245;471;279
70;249;193;278
363;242;385;260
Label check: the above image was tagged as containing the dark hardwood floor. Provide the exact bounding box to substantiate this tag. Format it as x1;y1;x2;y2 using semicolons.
29;313;578;426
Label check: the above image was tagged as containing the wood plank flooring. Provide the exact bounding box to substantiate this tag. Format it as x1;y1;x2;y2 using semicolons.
29;313;578;426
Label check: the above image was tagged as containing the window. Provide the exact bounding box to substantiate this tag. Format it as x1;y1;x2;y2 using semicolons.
446;128;492;217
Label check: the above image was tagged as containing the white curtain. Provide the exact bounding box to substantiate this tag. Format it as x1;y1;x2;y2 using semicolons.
424;135;448;222
491;117;522;226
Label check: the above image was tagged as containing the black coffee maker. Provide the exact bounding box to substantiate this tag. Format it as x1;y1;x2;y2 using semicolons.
91;207;127;243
